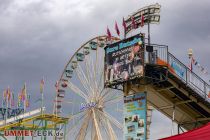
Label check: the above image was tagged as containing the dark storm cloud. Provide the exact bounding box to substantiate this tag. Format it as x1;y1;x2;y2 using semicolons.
0;0;210;139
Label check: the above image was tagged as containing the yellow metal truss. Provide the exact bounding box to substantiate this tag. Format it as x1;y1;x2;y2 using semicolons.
0;114;69;131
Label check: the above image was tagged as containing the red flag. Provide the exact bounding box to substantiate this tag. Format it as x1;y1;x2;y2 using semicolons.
189;58;193;71
21;83;27;101
55;81;59;92
6;87;11;101
140;13;144;27
122;17;126;31
208;91;210;98
131;16;136;29
40;78;44;94
115;21;120;36
106;26;111;40
192;57;195;64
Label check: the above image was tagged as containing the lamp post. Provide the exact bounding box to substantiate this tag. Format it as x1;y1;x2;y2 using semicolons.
188;48;193;71
188;48;193;59
124;3;161;63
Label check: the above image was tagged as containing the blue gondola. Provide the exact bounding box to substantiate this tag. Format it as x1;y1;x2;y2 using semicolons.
89;41;97;50
65;69;73;78
76;52;85;61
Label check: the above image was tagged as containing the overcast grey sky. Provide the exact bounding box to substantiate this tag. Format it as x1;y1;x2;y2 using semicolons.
0;0;210;139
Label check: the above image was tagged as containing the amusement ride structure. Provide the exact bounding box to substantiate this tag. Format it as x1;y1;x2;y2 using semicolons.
0;3;209;140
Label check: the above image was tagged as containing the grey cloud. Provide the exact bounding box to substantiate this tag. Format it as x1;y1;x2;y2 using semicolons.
0;0;210;139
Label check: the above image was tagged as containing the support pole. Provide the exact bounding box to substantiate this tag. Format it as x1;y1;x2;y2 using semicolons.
41;120;43;140
44;120;47;140
5;93;8;125
178;124;180;134
41;92;44;116
41;77;44;117
32;120;35;140
171;106;175;136
124;26;126;39
64;122;67;140
92;109;102;140
148;20;151;45
147;9;151;63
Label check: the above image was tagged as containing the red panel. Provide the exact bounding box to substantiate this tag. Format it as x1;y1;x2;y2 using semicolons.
160;123;210;140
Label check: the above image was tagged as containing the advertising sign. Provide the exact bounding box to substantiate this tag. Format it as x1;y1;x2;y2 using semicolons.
168;55;186;81
104;34;144;86
124;93;147;140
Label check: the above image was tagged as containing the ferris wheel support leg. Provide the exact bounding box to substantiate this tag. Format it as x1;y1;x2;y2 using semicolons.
92;109;102;140
76;112;91;140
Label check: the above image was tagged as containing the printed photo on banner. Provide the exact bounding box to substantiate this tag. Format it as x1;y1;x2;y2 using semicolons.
104;34;145;86
124;93;147;140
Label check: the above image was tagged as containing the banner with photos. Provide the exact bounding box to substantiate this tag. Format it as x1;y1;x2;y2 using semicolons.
104;34;144;86
124;93;147;140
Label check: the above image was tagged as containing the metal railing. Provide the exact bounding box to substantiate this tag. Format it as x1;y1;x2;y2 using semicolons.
145;45;210;103
144;44;168;64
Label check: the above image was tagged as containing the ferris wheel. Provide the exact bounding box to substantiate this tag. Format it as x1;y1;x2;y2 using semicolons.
54;36;124;140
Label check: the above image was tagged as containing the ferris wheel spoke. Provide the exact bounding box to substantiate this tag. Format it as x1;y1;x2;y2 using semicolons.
99;88;112;100
106;119;117;140
76;63;94;96
99;110;123;130
98;115;110;138
90;55;99;94
98;113;116;139
68;110;86;120
104;95;123;106
95;49;104;86
97;70;104;90
84;55;96;98
94;44;99;91
96;63;105;97
100;88;118;101
84;54;91;84
66;81;89;102
66;111;88;137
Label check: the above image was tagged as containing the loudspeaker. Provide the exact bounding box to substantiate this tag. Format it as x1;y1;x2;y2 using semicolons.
146;45;153;52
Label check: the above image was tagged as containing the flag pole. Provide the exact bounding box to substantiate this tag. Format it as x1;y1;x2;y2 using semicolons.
24;83;26;113
41;91;44;116
54;81;58;117
5;89;8;125
41;78;44;140
123;17;127;39
148;18;150;45
147;8;151;63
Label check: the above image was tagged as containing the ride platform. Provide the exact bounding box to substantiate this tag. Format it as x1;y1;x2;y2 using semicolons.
112;44;210;132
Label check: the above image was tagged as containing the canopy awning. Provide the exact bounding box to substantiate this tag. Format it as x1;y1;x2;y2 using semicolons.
160;122;210;140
